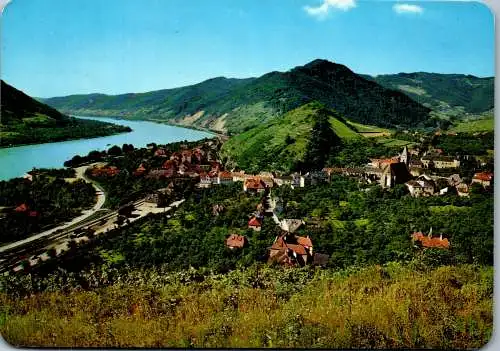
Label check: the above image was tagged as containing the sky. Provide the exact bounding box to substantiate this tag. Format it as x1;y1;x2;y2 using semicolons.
0;0;495;98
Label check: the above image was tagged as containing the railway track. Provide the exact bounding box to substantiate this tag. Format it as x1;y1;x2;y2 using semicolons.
0;198;149;274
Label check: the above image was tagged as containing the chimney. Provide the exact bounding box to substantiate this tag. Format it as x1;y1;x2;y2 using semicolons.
440;234;443;241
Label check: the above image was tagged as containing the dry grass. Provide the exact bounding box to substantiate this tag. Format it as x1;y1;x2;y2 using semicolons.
0;264;492;348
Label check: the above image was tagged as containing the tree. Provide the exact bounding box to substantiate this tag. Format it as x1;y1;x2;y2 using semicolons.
108;145;123;156
302;108;342;171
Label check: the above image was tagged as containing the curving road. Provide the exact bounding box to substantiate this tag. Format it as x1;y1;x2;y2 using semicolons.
0;165;106;254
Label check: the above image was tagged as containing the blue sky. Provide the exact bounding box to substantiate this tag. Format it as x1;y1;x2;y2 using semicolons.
1;0;494;98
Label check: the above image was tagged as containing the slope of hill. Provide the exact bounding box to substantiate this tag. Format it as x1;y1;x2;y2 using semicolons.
43;59;432;134
0;81;131;147
221;102;360;172
364;72;494;116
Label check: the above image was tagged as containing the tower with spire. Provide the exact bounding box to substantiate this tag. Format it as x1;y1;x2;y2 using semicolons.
400;146;409;166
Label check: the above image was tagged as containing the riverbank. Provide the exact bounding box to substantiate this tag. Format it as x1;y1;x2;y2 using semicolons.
0;117;212;181
0;117;132;149
68;113;224;138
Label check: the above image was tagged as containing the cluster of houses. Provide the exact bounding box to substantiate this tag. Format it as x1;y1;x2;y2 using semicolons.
224;186;330;267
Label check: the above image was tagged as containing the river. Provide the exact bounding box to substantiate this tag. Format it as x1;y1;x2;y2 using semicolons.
0;116;213;181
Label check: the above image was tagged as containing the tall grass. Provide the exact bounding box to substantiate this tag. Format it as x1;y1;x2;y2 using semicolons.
0;263;492;348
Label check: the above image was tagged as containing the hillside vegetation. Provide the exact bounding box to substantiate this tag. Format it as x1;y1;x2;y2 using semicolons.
365;72;494;116
0;263;492;349
0;81;131;147
221;102;356;172
43;59;431;134
221;102;409;172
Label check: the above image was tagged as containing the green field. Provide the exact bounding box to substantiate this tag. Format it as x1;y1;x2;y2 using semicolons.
450;117;494;133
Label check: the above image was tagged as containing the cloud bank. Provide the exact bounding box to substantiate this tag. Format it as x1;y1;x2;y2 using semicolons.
393;3;424;14
304;0;357;19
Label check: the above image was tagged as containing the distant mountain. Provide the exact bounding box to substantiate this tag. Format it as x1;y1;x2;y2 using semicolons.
363;72;494;115
220;102;361;172
0;80;131;147
43;59;432;134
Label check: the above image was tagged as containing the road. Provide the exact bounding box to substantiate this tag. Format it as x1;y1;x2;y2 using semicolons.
0;198;185;274
0;165;106;254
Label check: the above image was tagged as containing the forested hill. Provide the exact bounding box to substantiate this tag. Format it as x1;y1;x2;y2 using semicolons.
363;72;494;115
43;59;432;134
1;80;68;124
0;80;131;147
221;102;355;172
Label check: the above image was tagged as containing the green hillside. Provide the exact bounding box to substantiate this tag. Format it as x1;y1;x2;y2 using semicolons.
0;80;131;147
221;102;359;172
43;59;432;134
449;110;494;133
364;72;494;116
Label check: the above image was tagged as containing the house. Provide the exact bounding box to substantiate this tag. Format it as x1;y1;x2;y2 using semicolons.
133;164;147;177
217;171;233;185
248;217;262;231
291;173;305;188
456;183;470;197
231;171;246;182
199;172;212;187
268;234;314;266
260;177;274;189
411;232;450;249
90;165;120;177
259;172;274;178
181;150;192;163
15;203;29;213
274;175;293;187
146;169;175;179
225;234;248;249
244;178;267;193
154;148;168;157
369;158;399;169
421;156;460;169
280;219;305;233
162;159;178;170
405;179;435;197
304;171;329;185
471;172;493;188
448;174;462;187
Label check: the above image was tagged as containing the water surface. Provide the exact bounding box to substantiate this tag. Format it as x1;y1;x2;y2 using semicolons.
0;116;213;181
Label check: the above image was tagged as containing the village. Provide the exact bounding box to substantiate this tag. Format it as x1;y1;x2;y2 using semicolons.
72;135;494;269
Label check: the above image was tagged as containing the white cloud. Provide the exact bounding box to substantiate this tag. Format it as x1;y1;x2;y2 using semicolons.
0;0;11;13
304;0;357;19
393;3;424;14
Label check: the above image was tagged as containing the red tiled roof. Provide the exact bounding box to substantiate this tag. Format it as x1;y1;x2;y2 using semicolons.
412;232;450;249
226;234;247;248
218;171;232;179
154;149;167;156
248;217;262;227
473;172;493;182
15;203;29;212
286;244;307;256
245;178;266;189
296;236;313;248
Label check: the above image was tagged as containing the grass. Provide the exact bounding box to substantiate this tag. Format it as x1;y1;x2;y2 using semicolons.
376;138;416;148
450;118;494;133
429;205;470;215
346;120;391;134
0;263;492;348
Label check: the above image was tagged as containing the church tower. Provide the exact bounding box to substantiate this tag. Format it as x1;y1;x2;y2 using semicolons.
400;146;409;166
